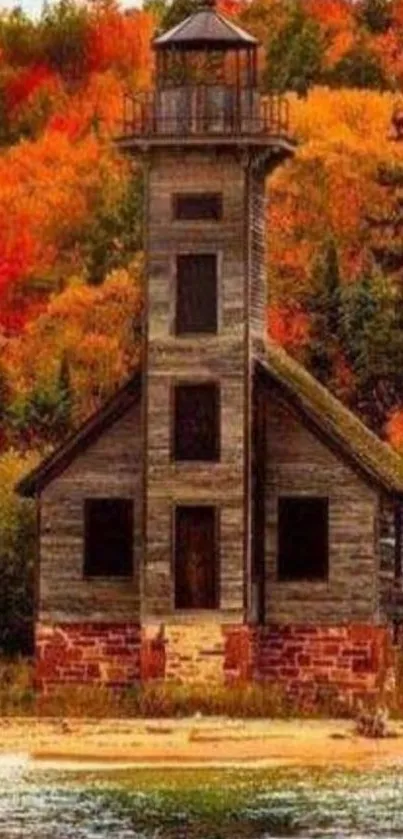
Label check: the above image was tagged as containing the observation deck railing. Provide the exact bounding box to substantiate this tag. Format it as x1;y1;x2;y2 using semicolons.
119;86;290;139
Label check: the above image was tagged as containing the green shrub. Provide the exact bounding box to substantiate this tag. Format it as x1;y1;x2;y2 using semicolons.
0;450;39;655
0;658;35;713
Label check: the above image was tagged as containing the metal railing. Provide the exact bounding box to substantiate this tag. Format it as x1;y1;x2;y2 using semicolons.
119;86;290;139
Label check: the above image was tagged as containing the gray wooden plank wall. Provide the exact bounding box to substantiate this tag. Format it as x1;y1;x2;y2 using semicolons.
40;402;143;622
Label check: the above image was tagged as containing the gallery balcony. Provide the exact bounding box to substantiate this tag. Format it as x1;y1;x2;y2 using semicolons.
116;87;293;150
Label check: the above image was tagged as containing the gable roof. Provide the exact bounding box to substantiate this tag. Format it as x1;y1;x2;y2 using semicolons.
16;373;142;498
153;6;258;50
16;341;403;499
255;337;403;496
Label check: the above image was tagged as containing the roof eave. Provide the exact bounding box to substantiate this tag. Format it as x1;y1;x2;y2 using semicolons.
16;373;142;499
254;342;403;497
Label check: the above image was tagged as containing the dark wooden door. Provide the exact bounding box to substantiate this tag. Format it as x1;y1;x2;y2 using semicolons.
175;506;217;609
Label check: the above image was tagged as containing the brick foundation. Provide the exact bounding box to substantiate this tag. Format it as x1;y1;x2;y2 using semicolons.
35;623;141;692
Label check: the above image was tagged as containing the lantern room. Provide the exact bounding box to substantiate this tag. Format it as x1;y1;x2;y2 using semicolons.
120;0;289;139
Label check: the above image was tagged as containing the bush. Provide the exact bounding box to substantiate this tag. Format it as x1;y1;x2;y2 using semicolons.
0;450;39;655
0;658;35;713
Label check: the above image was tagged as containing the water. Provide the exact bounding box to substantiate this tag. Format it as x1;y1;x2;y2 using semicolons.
1;758;403;838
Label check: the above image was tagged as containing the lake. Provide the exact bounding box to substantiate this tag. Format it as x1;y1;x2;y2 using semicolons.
1;757;403;838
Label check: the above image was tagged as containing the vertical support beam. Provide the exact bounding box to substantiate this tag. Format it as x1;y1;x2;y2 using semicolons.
235;49;241;133
393;499;402;645
243;155;252;622
140;153;151;625
251;371;266;625
394;499;402;581
34;493;41;654
156;51;161;88
252;47;257;88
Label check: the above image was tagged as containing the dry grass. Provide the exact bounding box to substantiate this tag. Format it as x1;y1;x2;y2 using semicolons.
0;658;354;718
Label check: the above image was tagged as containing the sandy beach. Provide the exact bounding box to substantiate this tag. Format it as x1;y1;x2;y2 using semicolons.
0;717;402;768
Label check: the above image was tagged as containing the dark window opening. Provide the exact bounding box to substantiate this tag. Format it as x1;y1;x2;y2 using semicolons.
84;498;133;577
173;193;222;221
277;497;329;581
173;383;220;461
175;253;217;334
175;505;218;609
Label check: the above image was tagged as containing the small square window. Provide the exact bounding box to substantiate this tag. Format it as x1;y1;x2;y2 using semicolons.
173;193;222;221
176;254;217;334
277;497;329;581
84;499;133;577
173;383;220;462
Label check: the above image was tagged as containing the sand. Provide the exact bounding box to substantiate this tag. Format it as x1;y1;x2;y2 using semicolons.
0;717;403;768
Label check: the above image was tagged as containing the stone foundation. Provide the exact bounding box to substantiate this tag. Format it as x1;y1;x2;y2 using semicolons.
35;623;141;692
250;624;396;704
140;622;395;703
35;621;396;706
164;623;225;682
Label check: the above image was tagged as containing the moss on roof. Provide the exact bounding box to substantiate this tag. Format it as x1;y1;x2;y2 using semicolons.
256;337;403;495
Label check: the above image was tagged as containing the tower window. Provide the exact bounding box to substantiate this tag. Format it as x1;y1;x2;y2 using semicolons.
175;505;218;609
175;254;217;334
173;193;223;221
277;497;329;581
84;498;133;577
173;383;220;461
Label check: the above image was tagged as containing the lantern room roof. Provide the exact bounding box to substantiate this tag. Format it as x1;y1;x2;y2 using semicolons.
153;1;258;51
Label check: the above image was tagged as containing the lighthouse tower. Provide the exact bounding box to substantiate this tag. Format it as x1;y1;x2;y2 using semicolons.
118;0;294;679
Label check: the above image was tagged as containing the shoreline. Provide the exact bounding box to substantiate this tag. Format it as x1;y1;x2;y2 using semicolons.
1;718;403;769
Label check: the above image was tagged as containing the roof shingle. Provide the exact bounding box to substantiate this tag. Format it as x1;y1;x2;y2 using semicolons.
153;7;258;50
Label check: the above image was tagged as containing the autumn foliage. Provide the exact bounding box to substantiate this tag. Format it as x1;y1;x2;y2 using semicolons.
0;0;403;460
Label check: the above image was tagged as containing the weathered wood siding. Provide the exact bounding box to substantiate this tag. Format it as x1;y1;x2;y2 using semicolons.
263;384;380;623
39;402;143;622
249;170;267;340
145;148;251;621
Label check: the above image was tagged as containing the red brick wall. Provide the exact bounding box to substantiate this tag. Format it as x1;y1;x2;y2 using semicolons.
224;623;396;705
36;623;141;691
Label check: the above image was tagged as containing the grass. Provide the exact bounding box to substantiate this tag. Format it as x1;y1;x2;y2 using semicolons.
0;657;356;718
1;649;403;719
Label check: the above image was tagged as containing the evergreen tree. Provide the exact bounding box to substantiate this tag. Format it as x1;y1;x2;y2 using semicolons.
39;0;90;82
160;0;202;32
57;351;73;434
357;0;393;34
327;44;388;90
306;239;343;385
366;162;403;276
265;2;325;96
342;267;403;431
84;171;143;286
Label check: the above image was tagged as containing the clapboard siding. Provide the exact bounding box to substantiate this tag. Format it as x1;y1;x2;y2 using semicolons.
263;385;380;624
39;402;143;622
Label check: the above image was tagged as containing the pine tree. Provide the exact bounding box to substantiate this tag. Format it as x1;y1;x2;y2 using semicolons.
265;2;325;96
306;239;343;385
58;350;72;434
342;267;403;431
357;0;393;34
